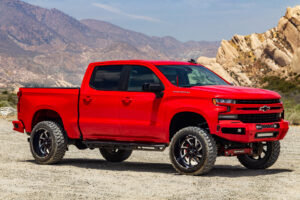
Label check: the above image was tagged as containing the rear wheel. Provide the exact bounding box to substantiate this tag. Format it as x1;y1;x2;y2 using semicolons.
169;127;217;175
99;148;132;162
237;141;280;169
30;121;67;164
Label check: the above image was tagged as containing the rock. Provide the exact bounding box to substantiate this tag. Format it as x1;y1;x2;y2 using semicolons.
232;35;250;52
216;40;239;65
264;39;291;67
282;20;299;52
286;6;300;27
0;107;17;117
249;34;262;50
273;48;291;67
291;48;300;73
278;6;300;52
199;6;300;88
197;57;237;84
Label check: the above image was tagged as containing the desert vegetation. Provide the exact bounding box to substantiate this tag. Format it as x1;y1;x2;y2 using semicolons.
0;89;17;108
261;76;300;124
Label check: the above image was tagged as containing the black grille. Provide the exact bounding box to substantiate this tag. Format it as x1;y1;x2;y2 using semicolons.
238;113;280;123
236;99;280;104
237;107;282;111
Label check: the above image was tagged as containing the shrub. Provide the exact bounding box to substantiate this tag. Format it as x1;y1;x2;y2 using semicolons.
0;100;11;107
288;112;300;125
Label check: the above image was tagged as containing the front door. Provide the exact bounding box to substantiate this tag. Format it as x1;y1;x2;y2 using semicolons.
79;65;125;140
119;65;165;141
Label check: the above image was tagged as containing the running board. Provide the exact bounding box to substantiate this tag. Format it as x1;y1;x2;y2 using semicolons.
83;140;168;151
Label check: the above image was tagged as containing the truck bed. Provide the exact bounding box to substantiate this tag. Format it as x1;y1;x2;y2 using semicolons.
18;88;82;139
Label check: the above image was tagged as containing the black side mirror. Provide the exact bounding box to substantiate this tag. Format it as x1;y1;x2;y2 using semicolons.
143;83;164;97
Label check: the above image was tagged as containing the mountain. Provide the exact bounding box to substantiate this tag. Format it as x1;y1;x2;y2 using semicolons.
0;0;219;88
197;6;300;87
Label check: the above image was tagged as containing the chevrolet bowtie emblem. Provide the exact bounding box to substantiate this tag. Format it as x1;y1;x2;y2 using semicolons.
259;105;270;112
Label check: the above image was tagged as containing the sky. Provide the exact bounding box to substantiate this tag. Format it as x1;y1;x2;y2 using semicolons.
23;0;299;42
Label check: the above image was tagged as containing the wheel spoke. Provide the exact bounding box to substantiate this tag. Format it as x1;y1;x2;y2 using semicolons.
196;154;202;158
186;138;193;146
188;156;192;166
262;149;267;154
192;157;200;164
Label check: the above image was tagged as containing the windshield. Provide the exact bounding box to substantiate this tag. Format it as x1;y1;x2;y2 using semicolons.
156;65;229;87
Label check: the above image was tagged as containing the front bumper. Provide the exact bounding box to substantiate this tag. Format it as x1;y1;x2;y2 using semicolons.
215;119;289;143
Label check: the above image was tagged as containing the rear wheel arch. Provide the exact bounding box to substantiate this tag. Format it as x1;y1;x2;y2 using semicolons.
31;109;65;134
169;111;210;141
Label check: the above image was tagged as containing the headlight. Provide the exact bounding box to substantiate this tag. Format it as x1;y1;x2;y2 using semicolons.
213;98;236;105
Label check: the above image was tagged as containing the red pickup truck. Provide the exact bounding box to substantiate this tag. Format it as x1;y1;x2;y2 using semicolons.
13;60;289;175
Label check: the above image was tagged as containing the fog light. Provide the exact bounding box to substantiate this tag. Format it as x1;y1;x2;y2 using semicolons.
256;132;274;138
218;114;238;120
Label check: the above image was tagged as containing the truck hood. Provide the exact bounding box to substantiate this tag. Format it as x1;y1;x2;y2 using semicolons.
189;85;281;99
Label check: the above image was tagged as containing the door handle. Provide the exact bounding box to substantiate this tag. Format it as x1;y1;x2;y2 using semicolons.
122;97;132;104
83;96;92;104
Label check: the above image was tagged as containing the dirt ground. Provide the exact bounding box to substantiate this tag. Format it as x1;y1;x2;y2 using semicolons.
0;119;299;200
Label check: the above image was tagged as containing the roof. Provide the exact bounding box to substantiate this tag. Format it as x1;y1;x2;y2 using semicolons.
89;60;198;66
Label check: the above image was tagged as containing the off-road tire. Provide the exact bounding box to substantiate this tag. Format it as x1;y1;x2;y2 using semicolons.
30;121;67;164
237;141;280;169
169;126;217;175
100;148;132;162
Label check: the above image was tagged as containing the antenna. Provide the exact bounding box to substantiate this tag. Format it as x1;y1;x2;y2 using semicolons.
188;59;197;64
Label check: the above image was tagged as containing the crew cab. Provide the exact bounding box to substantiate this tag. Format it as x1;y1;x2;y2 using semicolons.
12;60;289;175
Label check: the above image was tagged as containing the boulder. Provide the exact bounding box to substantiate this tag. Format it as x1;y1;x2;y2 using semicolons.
291;48;300;73
0;107;17;117
273;48;291;67
216;40;239;65
250;34;262;50
197;56;237;84
232;35;250;52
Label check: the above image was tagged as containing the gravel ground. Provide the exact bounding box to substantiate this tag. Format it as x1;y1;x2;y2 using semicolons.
0;119;299;200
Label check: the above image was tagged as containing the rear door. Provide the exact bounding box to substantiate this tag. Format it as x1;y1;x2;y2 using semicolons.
79;65;125;139
118;65;165;141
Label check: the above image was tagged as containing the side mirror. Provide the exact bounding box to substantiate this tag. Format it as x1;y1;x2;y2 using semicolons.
143;83;164;98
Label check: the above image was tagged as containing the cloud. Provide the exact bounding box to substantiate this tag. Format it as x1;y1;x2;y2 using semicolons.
93;3;162;22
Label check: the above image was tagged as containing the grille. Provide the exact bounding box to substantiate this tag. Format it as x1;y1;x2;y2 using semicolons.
237;107;282;111
236;99;280;104
238;113;280;123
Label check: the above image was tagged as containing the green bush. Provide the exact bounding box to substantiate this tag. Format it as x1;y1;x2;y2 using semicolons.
1;90;8;95
0;100;11;107
288;112;300;125
261;76;300;125
261;76;300;94
0;91;17;108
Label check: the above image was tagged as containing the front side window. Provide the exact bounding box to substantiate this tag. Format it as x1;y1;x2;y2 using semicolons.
90;65;123;91
156;65;228;87
127;66;160;91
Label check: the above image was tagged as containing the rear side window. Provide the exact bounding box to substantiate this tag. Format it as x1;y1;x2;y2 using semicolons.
127;66;160;91
90;65;123;91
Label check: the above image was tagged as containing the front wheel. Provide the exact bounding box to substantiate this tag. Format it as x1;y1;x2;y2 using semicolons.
99;148;132;162
169;127;217;175
237;141;280;169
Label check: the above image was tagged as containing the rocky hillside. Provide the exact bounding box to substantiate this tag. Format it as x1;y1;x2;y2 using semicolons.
0;0;219;89
198;6;300;87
